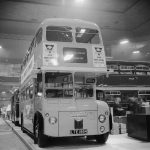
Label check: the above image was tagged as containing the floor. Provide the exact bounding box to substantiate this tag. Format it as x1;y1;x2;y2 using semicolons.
1;117;150;150
0;117;28;150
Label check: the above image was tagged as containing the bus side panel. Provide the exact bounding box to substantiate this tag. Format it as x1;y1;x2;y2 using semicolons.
34;97;43;114
44;111;59;137
97;101;110;134
23;99;34;133
34;43;43;69
11;96;15;122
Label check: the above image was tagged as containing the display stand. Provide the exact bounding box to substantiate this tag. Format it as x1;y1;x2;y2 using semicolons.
127;114;150;141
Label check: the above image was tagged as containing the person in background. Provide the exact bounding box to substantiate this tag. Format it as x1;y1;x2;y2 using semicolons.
113;97;125;116
128;96;139;114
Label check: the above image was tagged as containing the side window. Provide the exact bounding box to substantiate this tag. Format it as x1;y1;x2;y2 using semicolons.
36;28;42;45
22;90;26;101
29;84;34;99
20;92;23;102
26;87;30;100
31;38;35;49
36;73;43;95
96;90;104;100
28;38;35;58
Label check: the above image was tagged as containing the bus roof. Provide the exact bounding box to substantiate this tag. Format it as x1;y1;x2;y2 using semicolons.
39;18;99;29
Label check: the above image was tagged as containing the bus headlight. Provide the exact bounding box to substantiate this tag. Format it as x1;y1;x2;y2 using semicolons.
98;114;106;123
45;113;49;117
49;117;57;124
100;126;105;132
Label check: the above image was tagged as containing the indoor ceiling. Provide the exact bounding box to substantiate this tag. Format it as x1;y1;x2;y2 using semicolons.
0;0;150;61
0;0;150;100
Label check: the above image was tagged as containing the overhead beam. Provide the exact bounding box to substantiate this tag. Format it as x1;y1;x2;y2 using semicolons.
0;82;19;86
0;17;40;24
0;33;32;41
4;0;126;14
0;100;10;101
133;17;150;31
123;0;140;13
0;17;133;32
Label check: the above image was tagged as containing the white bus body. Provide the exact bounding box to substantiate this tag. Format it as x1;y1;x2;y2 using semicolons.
20;18;112;147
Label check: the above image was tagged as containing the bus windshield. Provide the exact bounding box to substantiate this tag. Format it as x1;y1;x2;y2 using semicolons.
76;28;100;44
45;72;73;98
74;72;94;99
46;26;73;42
44;72;95;99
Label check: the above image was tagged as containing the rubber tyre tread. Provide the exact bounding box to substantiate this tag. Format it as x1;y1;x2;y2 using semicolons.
95;132;109;144
35;116;47;148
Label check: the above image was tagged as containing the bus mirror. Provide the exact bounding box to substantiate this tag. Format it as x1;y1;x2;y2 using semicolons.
37;73;42;82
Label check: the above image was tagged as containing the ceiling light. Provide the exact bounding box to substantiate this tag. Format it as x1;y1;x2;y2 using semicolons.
2;91;6;94
120;39;129;45
75;0;84;3
132;51;140;54
0;45;2;49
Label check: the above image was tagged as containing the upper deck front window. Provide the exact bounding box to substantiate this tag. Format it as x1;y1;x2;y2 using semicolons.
76;28;100;44
46;26;73;42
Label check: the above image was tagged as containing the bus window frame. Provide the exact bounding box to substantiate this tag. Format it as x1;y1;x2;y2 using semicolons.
35;28;43;45
44;71;74;99
75;27;101;44
45;26;73;42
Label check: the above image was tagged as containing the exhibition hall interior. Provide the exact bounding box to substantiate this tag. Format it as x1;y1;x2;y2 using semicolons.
0;0;150;150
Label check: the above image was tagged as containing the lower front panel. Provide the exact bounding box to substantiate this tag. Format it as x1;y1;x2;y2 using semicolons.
59;111;97;137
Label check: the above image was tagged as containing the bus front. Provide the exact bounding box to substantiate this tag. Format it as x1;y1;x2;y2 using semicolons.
34;19;111;146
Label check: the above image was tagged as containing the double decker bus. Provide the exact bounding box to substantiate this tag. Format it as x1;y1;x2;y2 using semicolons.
20;18;112;147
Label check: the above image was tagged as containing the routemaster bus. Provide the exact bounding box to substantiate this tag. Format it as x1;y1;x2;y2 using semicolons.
20;18;112;147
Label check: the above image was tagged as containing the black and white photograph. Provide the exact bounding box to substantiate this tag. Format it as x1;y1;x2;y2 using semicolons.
0;0;150;150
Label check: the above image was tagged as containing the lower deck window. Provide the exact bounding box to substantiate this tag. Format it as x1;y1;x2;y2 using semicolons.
46;89;73;98
74;87;93;98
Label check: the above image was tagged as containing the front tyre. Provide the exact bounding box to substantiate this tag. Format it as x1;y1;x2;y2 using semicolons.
95;132;109;144
34;116;47;148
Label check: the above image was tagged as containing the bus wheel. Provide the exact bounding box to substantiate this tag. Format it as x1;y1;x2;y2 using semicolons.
21;114;25;133
34;117;46;148
95;132;109;144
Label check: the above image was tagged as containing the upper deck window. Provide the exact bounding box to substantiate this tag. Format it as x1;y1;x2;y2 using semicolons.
36;28;42;45
76;28;100;44
46;26;73;42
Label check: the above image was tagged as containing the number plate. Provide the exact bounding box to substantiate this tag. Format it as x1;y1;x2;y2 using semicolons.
70;129;88;134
